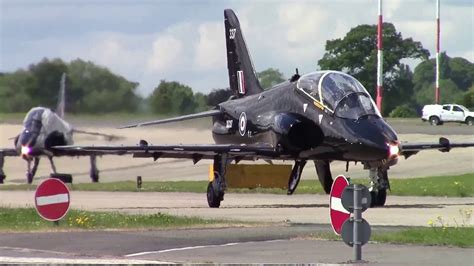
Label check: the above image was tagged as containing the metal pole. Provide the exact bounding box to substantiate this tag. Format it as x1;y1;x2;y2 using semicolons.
435;0;441;104
353;184;362;261
376;0;383;113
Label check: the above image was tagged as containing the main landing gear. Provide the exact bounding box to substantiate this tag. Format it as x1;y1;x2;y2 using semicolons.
23;155;100;184
207;154;228;208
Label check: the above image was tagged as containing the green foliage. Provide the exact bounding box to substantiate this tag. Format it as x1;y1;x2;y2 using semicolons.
318;23;429;115
458;86;474;108
415;79;464;106
389;104;417;118
0;58;141;113
0;208;233;231
258;68;285;89
206;88;233;106
148;80;204;115
413;53;474;106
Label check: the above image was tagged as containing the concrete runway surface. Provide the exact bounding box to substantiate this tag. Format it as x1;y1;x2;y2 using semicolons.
0;119;473;264
0;225;472;264
1;122;473;184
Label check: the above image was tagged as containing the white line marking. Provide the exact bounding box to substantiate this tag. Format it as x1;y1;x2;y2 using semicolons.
330;196;349;214
36;193;69;206
125;240;283;257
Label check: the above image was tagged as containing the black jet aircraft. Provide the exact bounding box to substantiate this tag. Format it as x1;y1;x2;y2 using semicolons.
0;73;122;184
56;9;474;207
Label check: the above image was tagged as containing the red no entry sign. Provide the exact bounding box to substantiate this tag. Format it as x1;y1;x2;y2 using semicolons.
329;175;350;235
34;178;70;221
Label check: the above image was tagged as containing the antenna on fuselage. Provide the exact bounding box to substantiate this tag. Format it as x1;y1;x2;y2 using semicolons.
290;68;300;82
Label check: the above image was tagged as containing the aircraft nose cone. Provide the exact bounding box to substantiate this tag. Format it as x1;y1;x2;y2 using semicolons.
343;116;398;161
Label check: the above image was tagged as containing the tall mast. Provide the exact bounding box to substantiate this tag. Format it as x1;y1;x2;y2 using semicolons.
376;0;383;113
435;0;441;104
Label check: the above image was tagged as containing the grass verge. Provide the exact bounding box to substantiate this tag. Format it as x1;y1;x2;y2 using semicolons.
0;207;239;231
309;226;474;248
0;208;471;248
1;173;472;197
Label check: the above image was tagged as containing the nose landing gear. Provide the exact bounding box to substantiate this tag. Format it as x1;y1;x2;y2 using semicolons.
368;167;389;207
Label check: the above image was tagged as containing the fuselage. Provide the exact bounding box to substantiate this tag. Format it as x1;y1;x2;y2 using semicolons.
15;107;73;158
212;71;399;164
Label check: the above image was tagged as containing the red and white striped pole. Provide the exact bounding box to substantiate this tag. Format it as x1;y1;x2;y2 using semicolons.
376;0;383;113
435;0;440;104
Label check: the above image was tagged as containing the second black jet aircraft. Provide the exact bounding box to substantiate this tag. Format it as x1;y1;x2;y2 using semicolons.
58;9;474;207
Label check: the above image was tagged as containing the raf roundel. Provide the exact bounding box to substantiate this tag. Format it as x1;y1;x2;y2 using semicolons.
239;112;247;136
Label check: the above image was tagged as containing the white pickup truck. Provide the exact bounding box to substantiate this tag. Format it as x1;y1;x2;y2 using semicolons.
422;104;474;125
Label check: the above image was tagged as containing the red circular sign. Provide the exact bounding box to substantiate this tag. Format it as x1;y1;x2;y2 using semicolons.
34;178;70;221
329;175;350;235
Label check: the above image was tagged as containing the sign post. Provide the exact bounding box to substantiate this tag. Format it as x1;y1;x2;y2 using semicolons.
34;178;71;222
341;184;372;262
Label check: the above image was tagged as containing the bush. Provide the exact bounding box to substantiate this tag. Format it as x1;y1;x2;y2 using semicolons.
389;105;418;118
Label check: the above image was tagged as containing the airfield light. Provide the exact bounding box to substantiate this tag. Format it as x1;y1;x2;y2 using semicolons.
21;146;31;156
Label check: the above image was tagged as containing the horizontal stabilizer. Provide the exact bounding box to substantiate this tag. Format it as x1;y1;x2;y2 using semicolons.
119;109;222;129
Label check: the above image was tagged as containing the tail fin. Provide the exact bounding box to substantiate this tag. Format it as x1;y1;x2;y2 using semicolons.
56;72;66;118
224;9;263;97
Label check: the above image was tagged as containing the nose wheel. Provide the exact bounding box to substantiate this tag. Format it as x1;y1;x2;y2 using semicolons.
368;167;389;207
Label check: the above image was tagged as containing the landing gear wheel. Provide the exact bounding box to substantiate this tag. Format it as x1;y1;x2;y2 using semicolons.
207;182;222;208
27;173;33;184
91;172;99;183
50;173;73;183
0;174;5;184
429;116;440;126
315;160;333;194
370;189;387;207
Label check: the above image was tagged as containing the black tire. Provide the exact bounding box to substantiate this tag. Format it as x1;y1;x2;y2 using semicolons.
315;160;333;194
429;116;440;126
370;189;387;207
466;117;474;126
27;173;33;184
0;174;5;184
207;182;221;208
90;172;99;183
50;173;73;183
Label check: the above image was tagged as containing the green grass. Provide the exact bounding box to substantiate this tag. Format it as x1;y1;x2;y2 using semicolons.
1;208;471;248
2;173;472;197
371;227;474;248
0;207;240;231
309;227;474;248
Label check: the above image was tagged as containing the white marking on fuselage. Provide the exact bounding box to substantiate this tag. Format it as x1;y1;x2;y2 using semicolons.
303;103;308;113
36;193;69;206
330;196;350;214
318;114;323;124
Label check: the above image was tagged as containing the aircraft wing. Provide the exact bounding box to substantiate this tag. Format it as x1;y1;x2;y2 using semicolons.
0;149;19;157
400;137;474;158
53;143;288;162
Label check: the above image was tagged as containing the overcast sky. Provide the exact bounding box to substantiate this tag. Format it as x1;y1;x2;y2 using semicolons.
1;0;473;95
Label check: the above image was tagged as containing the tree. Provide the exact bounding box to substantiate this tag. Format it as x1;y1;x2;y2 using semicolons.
206;88;233;106
149;80;197;115
413;53;473;106
258;68;285;89
318;23;429;115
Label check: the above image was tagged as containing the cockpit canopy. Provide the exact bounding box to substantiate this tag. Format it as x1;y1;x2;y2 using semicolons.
297;71;381;119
